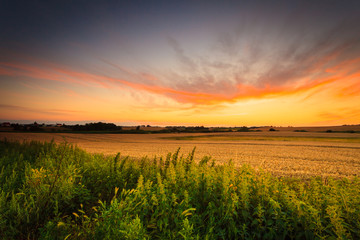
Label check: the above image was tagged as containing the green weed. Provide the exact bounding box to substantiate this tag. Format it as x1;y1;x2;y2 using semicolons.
0;140;359;239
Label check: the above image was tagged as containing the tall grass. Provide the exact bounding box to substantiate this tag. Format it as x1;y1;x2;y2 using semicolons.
0;139;359;239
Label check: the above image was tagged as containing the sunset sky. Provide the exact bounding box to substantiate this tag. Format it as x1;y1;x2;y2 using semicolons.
1;0;360;126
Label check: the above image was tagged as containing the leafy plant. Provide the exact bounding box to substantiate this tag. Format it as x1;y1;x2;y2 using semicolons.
0;140;359;239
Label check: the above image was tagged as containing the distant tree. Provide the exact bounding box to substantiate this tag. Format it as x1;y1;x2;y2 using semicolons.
71;122;120;131
12;124;21;131
136;126;140;131
29;125;43;132
237;126;249;132
269;128;276;131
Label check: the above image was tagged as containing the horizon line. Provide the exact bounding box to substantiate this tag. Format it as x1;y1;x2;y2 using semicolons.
1;119;359;128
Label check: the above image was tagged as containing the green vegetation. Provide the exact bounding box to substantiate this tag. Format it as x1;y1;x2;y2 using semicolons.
1;140;360;239
72;122;122;131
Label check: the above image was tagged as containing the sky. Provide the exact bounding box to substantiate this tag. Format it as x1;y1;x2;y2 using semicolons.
1;0;360;126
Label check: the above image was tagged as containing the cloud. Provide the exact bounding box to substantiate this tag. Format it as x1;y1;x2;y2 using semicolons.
1;12;360;108
99;57;160;85
167;37;197;71
0;62;88;86
0;104;84;116
162;17;360;103
318;106;360;122
0;54;358;106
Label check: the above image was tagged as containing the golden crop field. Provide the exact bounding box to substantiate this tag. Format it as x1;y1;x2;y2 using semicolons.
1;131;360;178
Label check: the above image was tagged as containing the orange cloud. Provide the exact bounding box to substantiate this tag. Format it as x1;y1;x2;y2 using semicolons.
0;57;359;106
0;62;86;85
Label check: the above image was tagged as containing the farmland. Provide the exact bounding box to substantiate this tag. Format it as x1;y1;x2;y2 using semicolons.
1;138;360;239
1;131;360;178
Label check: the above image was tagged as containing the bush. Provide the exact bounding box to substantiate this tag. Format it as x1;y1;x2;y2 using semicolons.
237;126;250;132
0;140;359;239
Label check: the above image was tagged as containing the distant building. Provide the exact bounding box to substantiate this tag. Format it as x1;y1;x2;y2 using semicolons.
1;122;11;127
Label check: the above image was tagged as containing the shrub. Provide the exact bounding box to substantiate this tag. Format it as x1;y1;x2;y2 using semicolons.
0;140;359;239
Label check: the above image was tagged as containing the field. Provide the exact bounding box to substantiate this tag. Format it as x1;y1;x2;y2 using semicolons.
1;130;360;239
1;139;360;239
1;131;360;178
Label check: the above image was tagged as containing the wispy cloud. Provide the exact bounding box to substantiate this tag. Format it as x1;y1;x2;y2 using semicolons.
0;104;84;116
1;14;359;107
167;37;197;71
318;106;360;122
159;11;360;99
0;54;358;106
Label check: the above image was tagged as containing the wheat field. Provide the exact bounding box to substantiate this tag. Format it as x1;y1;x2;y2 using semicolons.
1;131;359;178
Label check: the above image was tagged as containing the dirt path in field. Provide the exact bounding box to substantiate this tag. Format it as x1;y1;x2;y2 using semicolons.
1;132;360;178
